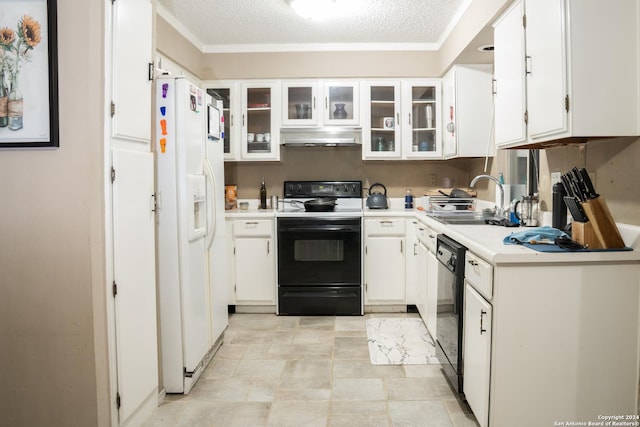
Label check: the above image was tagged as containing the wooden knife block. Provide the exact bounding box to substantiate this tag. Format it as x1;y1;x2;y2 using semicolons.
572;221;603;249
572;196;625;249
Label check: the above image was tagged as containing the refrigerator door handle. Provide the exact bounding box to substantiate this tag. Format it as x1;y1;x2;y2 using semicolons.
204;160;217;250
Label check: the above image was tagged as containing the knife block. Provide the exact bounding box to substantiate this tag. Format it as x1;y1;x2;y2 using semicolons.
572;221;603;249
579;196;625;249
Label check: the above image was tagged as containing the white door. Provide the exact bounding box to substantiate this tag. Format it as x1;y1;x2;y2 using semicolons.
525;0;567;140
463;283;492;427
234;237;276;304
112;149;157;425
493;0;527;147
111;0;152;142
365;237;406;303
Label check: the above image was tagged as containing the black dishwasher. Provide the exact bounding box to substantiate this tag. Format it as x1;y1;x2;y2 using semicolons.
435;234;467;394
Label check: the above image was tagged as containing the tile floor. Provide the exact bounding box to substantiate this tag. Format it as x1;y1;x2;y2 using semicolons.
143;312;480;427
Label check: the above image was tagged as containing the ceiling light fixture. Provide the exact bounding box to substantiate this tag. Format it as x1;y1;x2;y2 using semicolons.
290;0;336;20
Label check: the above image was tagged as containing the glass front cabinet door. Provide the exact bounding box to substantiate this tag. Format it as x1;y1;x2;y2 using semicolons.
401;80;442;159
361;81;402;159
205;82;240;161
241;82;280;161
322;81;360;126
282;81;319;126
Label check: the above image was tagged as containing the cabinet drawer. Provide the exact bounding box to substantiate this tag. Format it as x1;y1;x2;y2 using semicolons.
416;224;437;252
465;251;492;299
234;219;273;237
365;218;405;236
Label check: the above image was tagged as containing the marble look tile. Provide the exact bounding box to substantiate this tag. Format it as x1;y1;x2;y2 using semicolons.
280;359;332;389
366;318;436;365
330;400;388;415
276;388;331;401
388;401;453;427
334;336;371;359
187;378;252;401
298;316;336;329
329;414;391;427
332;359;405;379
233;359;286;379
331;378;386;401
225;402;272;427
384;377;453;400
334;317;367;331
267;401;329;427
292;329;336;345
203;357;239;380
144;313;478;427
403;364;445;378
267;343;333;359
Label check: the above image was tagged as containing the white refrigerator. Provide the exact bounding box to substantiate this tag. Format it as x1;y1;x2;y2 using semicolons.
155;77;228;394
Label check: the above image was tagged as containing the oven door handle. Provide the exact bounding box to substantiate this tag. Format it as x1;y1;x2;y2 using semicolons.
280;226;360;232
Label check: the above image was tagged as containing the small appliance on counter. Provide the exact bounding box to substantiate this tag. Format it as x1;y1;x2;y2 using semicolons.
366;182;388;209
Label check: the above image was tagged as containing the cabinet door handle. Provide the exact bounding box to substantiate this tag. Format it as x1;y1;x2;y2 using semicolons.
408;112;412;126
396;112;400;127
313;96;316;110
325;96;328;110
380;220;393;225
400;240;403;254
492;78;497;95
480;309;487;334
413;242;417;256
231;113;234;126
468;259;478;266
267;240;270;254
242;113;245;126
245;221;259;225
525;55;532;75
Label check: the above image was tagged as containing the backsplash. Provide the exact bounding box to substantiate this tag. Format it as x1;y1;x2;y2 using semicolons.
224;146;489;200
540;136;640;226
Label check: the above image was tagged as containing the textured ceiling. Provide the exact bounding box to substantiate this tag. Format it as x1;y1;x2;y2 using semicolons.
156;0;472;52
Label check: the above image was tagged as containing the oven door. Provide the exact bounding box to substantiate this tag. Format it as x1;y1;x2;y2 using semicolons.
277;217;361;286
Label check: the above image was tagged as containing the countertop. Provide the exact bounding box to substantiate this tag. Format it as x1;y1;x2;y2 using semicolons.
226;198;640;265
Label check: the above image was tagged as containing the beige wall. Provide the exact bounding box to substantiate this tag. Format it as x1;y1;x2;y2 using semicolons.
0;2;109;427
225;147;485;200
156;15;204;78
540;137;640;226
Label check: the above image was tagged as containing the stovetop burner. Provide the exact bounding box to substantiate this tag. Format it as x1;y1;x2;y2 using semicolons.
281;181;363;216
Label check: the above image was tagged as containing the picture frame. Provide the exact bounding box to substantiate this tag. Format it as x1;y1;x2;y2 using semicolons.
383;117;394;130
0;0;59;149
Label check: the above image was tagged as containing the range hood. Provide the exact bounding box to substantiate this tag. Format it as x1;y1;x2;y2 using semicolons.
280;127;362;147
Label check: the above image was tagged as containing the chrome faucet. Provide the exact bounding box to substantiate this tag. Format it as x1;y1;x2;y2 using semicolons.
470;174;505;217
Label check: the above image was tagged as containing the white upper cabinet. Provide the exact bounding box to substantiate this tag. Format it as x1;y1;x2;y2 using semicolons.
401;80;442;159
205;82;241;161
240;82;281;161
111;0;152;144
322;81;360;126
281;80;360;127
282;81;320;126
361;81;402;159
494;0;640;148
442;65;495;159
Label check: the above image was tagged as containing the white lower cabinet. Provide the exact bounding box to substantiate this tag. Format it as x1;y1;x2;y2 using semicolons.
364;218;406;304
231;219;276;305
425;246;438;337
463;282;492;427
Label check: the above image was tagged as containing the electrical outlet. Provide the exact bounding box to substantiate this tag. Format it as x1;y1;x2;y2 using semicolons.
427;174;437;186
551;172;562;185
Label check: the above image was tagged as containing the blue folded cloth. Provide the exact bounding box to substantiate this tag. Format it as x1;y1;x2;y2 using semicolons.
503;226;569;245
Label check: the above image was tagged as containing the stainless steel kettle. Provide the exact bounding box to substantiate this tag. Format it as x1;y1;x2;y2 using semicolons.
366;183;388;209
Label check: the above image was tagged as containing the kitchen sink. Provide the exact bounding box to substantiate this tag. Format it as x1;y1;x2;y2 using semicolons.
426;212;488;225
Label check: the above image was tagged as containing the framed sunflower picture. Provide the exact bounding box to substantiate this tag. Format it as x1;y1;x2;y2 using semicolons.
0;0;58;149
